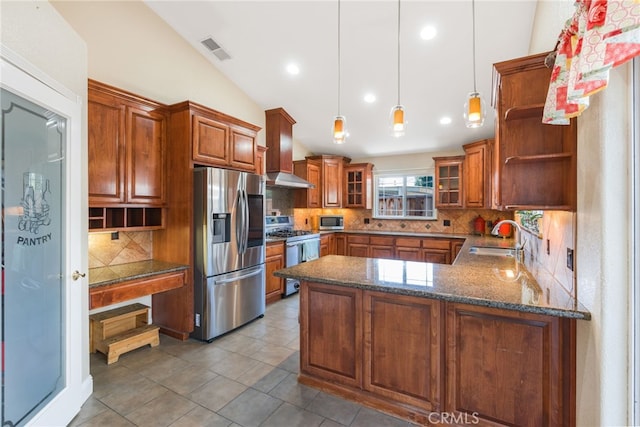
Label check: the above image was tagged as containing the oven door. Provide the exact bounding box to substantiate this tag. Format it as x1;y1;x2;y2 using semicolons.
284;238;320;296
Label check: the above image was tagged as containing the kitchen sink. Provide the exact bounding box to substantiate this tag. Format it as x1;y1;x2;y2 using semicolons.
468;246;518;257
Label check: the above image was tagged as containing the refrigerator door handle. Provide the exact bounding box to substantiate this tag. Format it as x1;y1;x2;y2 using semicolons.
214;265;263;285
243;189;250;253
236;189;245;254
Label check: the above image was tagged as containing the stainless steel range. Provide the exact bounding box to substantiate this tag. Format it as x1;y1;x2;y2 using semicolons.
265;216;320;296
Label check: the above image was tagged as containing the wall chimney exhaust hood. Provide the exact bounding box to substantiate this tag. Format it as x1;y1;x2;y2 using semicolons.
265;108;314;189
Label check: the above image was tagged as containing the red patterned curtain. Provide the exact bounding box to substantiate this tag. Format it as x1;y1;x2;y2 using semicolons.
543;0;640;124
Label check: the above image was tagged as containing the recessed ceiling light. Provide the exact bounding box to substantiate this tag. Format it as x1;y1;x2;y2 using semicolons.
440;116;452;125
420;25;437;41
286;63;300;75
364;93;376;103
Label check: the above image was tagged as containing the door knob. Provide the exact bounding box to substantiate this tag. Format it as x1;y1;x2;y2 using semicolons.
72;270;86;281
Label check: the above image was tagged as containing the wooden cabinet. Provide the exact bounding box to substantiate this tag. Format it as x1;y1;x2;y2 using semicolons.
299;281;576;426
293;159;322;208
172;101;260;172
451;239;464;262
300;282;362;388
335;233;346;255
492;52;577;210
266;241;285;304
346;235;370;258
463;139;493;209
153;100;261;340
88;80;166;208
364;291;441;412
434;156;464;209
422;238;451;265
445;303;575;426
369;236;395;259
344;163;373;209
394;237;451;265
296;155;350;208
255;145;267;176
394;237;422;261
320;234;335;257
89;270;186;310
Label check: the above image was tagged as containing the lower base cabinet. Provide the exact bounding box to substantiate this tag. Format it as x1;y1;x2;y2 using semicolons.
266;241;285;304
445;303;574;426
364;291;441;412
299;281;576;426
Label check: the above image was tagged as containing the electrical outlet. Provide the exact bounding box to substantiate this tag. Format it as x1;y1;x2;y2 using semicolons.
305;218;308;225
111;232;119;240
443;219;451;227
364;218;370;224
195;313;200;327
566;248;574;271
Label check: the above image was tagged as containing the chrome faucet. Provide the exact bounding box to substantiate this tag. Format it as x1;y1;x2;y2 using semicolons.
491;219;524;251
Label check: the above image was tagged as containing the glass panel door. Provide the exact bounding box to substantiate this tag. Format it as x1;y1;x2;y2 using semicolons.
1;51;84;427
1;88;66;426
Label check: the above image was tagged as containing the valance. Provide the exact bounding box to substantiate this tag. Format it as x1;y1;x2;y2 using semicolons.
543;0;640;124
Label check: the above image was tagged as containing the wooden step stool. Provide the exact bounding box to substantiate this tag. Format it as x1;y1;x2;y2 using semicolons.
90;303;159;364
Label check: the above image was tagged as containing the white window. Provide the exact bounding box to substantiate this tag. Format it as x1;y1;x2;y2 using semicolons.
373;171;436;220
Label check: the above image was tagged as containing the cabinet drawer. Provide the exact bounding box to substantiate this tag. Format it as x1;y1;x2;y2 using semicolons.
422;239;451;250
395;237;421;248
347;235;369;244
266;241;285;257
370;236;394;246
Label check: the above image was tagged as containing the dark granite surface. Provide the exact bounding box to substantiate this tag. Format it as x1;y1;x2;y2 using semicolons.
89;260;189;288
275;236;590;320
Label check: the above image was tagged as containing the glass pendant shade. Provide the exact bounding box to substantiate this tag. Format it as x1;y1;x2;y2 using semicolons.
332;115;347;144
390;105;406;137
464;92;485;128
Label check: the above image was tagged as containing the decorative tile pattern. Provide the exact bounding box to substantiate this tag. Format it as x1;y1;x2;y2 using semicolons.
88;231;153;268
291;208;513;235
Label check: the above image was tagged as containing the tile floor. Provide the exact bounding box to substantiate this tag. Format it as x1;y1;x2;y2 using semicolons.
71;294;418;427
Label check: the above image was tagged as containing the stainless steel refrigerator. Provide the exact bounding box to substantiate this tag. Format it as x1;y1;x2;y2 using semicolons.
192;167;266;341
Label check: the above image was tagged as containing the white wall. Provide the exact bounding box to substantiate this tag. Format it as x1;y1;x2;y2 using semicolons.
529;2;634;424
1;0;91;405
51;0;267;147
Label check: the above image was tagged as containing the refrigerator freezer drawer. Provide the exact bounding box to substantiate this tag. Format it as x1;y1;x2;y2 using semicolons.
192;264;266;341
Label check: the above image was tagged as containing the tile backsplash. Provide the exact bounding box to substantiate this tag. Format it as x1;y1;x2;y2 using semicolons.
520;210;576;299
292;208;513;235
88;231;153;268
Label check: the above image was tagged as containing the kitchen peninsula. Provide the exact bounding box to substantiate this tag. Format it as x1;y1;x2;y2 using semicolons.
275;236;588;426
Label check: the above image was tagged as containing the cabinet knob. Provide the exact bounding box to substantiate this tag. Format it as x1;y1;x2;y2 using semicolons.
72;270;87;281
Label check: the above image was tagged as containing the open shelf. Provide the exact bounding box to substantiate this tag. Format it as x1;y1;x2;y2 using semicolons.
89;207;164;231
504;152;573;164
504;104;545;121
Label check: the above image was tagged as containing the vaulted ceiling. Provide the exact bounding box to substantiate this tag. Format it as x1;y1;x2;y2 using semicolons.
146;1;540;159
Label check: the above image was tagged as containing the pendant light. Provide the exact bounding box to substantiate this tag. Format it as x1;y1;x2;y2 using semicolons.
464;0;486;128
390;0;406;137
332;0;347;144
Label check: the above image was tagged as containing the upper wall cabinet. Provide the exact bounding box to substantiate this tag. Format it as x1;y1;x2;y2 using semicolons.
463;139;493;209
492;52;577;211
344;163;373;209
88;79;167;207
434;156;464;209
309;155;349;208
171;101;260;172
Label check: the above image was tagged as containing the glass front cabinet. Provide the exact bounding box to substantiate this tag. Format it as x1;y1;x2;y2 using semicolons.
434;156;464;208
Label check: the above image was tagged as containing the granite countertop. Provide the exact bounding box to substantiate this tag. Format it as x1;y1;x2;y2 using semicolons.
275;236;590;320
89;260;189;288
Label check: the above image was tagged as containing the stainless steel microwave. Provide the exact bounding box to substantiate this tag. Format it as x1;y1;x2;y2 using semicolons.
318;215;344;230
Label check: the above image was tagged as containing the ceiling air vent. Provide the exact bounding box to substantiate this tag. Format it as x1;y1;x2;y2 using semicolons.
200;37;231;61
